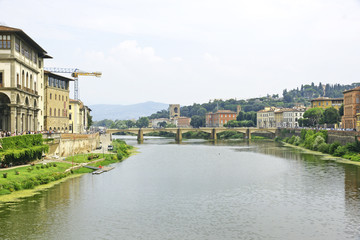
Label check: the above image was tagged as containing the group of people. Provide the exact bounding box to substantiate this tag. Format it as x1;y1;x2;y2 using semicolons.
0;130;47;138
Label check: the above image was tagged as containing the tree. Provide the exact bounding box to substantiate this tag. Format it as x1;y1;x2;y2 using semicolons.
126;120;136;128
87;113;93;130
190;115;205;128
339;104;344;117
322;107;340;124
303;108;324;126
157;121;167;128
136;117;149;128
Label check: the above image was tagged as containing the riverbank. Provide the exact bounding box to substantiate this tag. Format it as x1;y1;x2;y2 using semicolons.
0;145;137;203
282;142;360;167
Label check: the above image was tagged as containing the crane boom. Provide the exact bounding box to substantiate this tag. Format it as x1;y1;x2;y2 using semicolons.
44;67;102;100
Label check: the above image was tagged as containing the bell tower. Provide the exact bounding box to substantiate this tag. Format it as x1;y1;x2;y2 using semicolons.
169;104;180;119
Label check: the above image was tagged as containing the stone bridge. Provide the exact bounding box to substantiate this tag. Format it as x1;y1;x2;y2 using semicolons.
106;127;278;142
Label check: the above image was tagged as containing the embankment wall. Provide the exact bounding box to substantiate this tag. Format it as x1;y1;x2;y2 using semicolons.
44;133;100;157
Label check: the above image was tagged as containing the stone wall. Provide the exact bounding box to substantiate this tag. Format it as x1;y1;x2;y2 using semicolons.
277;128;360;145
45;133;100;157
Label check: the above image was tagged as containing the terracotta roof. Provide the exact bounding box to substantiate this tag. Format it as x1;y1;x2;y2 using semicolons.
343;86;360;94
311;97;343;102
0;25;48;56
44;71;74;81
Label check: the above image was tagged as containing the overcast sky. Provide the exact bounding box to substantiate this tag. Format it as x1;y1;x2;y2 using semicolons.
1;0;360;106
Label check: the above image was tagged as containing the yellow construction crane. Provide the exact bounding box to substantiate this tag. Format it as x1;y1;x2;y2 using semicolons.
44;68;102;100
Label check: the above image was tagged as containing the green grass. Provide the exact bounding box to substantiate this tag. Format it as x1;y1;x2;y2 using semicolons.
0;162;72;185
65;153;106;163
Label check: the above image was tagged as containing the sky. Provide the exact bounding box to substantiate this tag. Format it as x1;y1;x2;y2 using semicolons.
1;0;360;106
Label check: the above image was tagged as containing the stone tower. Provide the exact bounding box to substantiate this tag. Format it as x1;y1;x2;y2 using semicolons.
169;104;180;119
237;105;242;116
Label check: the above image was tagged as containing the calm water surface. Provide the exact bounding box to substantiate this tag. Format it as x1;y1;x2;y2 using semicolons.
1;137;360;240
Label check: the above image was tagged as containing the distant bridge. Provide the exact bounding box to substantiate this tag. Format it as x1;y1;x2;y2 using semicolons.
106;127;278;142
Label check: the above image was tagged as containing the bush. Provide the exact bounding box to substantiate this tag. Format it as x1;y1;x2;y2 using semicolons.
329;142;341;155
293;136;301;146
333;146;347;157
288;135;296;145
318;143;330;153
312;136;325;151
117;152;123;161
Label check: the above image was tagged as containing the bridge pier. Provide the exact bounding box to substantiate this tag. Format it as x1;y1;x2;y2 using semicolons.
175;128;182;142
210;128;217;140
246;129;251;140
137;129;144;142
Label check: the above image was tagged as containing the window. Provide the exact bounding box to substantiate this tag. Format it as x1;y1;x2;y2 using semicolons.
55;94;57;100
69;113;72;120
54;108;56;116
15;38;20;52
0;35;11;49
62;96;64;101
58;109;60;116
17;74;19;86
50;93;52;99
69;105;72;110
49;108;52;116
0;72;3;87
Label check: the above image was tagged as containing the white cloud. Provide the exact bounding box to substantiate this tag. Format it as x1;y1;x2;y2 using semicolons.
1;0;360;106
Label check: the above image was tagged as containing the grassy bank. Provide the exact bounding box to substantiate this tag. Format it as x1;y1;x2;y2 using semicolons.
0;140;135;202
278;129;360;165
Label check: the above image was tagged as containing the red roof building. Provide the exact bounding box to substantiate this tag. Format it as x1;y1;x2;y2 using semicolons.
206;110;237;127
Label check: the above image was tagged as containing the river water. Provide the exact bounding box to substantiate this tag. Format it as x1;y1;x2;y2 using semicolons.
1;137;360;240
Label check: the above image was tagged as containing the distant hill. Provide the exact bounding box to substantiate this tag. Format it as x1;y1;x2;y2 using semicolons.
89;101;168;121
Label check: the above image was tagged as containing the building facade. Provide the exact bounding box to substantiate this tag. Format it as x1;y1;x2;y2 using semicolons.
150;118;171;128
342;87;360;129
257;107;305;128
176;117;191;128
69;99;91;133
44;71;72;132
0;25;51;133
206;110;237;127
257;107;276;128
311;97;343;110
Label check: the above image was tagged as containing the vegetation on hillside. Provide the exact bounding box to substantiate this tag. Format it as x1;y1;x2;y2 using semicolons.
93;82;360;128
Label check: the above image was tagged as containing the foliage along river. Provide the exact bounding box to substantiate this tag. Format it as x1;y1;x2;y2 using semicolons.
1;136;360;240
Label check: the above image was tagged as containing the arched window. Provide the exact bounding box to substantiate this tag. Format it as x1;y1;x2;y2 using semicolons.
55;94;57;100
49;108;52;116
54;108;56;116
50;93;52;99
22;70;25;88
26;72;29;88
17;74;19;86
30;74;33;90
58;109;60;116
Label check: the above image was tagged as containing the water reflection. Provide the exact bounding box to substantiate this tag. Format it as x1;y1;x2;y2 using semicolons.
0;137;360;239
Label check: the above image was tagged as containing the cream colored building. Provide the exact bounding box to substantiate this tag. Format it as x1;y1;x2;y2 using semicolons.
257;107;277;128
69;99;91;133
0;25;51;133
257;107;305;128
44;71;72;132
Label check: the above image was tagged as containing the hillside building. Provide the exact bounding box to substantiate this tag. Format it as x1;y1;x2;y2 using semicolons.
311;97;343;110
0;25;51;133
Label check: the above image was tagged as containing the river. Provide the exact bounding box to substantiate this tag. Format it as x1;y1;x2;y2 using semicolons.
0;136;360;240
